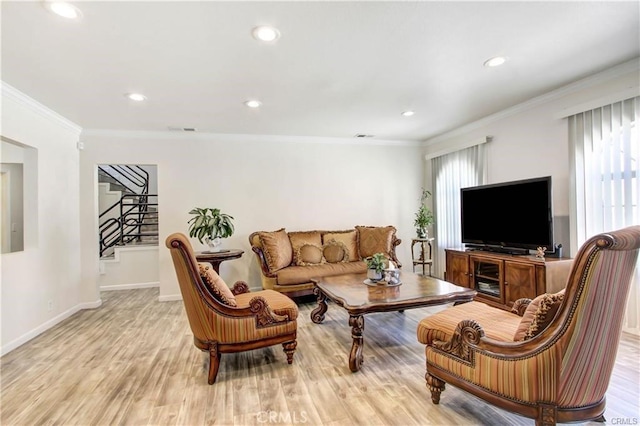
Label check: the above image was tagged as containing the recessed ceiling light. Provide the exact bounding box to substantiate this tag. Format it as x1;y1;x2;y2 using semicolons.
401;110;415;117
484;56;507;67
125;93;146;102
44;1;82;20
251;26;280;42
244;100;262;108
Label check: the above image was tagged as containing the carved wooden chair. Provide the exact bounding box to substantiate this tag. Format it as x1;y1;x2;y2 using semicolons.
418;226;640;425
166;232;298;384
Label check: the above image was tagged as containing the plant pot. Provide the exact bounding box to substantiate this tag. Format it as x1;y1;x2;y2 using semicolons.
367;269;383;282
416;228;428;239
205;236;222;252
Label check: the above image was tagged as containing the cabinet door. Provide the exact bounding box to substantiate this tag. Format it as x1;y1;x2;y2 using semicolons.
445;251;470;287
470;256;503;305
504;261;537;307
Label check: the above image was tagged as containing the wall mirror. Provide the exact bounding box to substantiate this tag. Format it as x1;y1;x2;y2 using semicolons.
1;137;37;254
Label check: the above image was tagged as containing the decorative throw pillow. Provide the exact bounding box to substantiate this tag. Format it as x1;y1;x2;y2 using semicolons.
197;262;237;307
288;231;322;265
296;244;324;266
258;228;293;273
513;289;565;341
323;230;358;261
323;240;349;263
356;225;396;259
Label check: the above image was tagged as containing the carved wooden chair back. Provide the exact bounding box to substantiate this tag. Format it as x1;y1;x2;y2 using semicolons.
165;232;225;344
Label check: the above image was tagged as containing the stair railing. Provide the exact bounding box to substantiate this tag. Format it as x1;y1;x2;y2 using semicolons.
98;165;149;195
98;164;158;257
99;194;158;257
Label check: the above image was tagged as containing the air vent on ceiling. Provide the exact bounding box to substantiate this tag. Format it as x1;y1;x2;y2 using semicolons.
354;134;375;138
168;126;198;132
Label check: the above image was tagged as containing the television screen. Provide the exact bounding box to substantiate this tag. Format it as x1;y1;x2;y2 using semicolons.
460;176;553;252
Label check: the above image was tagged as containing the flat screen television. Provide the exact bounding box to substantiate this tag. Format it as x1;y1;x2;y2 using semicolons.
460;176;554;254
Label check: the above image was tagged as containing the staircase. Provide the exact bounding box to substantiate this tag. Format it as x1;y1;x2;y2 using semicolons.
98;165;158;258
98;165;159;290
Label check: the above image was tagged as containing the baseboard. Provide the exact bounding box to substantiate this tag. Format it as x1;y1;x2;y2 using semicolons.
158;294;182;302
0;297;102;357
101;245;159;264
100;281;159;291
79;299;103;310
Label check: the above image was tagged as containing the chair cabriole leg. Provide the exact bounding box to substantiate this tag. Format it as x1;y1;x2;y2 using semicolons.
208;344;221;385
426;372;445;404
283;340;297;364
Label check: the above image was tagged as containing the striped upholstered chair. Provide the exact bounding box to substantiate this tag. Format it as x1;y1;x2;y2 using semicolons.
417;225;640;425
166;233;298;384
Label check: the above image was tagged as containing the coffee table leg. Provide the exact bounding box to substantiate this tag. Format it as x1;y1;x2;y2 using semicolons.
348;315;364;372
311;287;328;324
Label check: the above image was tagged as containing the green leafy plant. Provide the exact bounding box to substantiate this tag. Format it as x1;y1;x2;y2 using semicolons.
365;253;388;273
187;208;235;244
414;188;434;237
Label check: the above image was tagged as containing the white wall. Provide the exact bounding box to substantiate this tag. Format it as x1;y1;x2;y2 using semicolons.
97;182;123;225
98;246;159;290
79;132;423;300
0;83;90;355
140;164;158;194
423;60;639;276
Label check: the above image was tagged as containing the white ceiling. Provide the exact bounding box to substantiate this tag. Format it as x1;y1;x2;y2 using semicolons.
1;1;639;142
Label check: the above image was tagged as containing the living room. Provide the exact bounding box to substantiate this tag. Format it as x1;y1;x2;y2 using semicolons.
1;1;639;424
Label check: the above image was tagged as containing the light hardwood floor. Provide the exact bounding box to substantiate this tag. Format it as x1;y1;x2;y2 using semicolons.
1;288;638;425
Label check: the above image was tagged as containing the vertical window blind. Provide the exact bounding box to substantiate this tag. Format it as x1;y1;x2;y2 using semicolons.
569;96;640;334
431;144;487;278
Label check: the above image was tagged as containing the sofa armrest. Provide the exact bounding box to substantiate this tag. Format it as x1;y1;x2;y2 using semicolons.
251;246;277;278
249;296;290;327
432;319;485;362
390;237;402;268
510;298;532;316
231;281;251;295
432;315;563;361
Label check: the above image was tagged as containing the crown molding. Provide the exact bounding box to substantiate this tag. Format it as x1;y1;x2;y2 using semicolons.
1;81;82;135
80;129;423;147
422;58;640;147
554;86;640;119
424;136;492;161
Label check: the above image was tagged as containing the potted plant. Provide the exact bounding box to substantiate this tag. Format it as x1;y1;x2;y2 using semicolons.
187;207;235;252
365;252;388;282
414;188;434;239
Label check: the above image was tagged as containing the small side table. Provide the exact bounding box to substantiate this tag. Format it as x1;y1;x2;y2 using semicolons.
412;238;434;276
195;249;244;274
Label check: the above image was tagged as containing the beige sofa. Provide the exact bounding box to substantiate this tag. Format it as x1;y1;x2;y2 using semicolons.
248;226;402;297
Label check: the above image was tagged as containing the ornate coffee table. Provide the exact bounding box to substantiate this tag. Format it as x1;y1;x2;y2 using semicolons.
310;272;476;372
